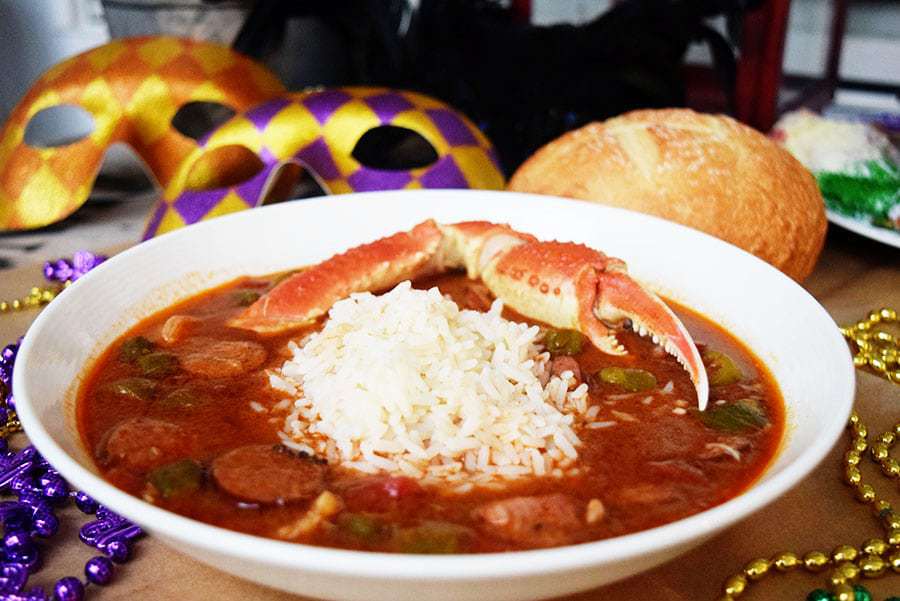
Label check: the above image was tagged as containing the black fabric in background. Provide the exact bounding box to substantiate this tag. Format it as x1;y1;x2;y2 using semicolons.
233;0;761;175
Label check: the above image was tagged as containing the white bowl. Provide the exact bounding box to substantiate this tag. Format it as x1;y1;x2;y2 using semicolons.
14;190;854;601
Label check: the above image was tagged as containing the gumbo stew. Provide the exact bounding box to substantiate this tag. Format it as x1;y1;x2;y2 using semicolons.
78;272;784;553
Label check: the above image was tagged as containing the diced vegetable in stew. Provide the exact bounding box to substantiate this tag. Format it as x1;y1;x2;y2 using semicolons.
543;328;584;356
703;350;743;386
233;290;261;307
148;459;203;498
336;513;386;542
107;377;156;401
159;388;206;408
597;367;657;392
343;476;425;514
392;522;470;554
119;336;154;362
136;352;179;378
696;398;769;432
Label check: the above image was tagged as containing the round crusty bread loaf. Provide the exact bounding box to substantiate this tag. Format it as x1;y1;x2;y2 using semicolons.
508;109;827;281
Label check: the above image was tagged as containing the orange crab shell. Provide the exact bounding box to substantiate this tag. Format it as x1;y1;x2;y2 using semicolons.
229;219;710;409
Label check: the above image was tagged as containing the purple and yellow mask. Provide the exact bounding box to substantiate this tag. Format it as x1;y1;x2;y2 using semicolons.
0;37;505;239
149;87;505;239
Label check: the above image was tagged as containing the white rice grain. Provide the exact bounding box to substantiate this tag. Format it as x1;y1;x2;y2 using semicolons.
275;282;602;486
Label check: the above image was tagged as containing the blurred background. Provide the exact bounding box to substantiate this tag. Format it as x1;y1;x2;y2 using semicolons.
2;0;897;180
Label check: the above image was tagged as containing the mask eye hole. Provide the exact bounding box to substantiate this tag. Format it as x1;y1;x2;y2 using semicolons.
24;105;95;148
261;162;327;205
171;101;236;140
184;144;264;191
351;125;439;170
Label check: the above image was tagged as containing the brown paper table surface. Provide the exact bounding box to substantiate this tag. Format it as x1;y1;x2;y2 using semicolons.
1;227;898;600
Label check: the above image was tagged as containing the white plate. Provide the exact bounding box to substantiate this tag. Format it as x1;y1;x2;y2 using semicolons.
828;209;900;248
13;190;855;601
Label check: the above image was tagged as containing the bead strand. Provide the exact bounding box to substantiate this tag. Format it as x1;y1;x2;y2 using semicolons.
0;339;143;599
0;441;143;599
718;412;900;601
0;286;60;314
841;308;900;384
1;339;23;439
0;252;138;600
719;310;900;600
0;251;107;317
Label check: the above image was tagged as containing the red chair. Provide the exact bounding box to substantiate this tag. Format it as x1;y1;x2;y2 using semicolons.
703;0;848;131
734;0;793;130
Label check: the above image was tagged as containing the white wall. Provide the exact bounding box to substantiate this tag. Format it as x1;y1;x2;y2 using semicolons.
783;0;900;84
0;0;108;119
532;0;900;86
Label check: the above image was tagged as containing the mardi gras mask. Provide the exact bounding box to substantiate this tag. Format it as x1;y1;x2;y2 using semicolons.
0;36;284;230
147;87;505;238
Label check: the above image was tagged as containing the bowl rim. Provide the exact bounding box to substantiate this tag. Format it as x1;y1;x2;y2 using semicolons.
13;189;855;580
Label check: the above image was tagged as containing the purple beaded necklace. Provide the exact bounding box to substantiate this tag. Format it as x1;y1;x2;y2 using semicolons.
0;253;144;601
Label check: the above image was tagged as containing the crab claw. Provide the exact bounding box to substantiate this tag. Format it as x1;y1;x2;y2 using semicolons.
594;269;709;410
479;240;707;410
231;219;709;409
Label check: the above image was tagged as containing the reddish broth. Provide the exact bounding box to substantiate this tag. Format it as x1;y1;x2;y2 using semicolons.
78;273;784;553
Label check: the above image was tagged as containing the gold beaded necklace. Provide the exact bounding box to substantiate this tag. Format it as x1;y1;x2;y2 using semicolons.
720;307;900;601
0;285;61;313
0;283;67;435
842;309;900;384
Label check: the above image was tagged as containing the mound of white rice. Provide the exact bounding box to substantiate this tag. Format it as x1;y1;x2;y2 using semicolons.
271;281;591;489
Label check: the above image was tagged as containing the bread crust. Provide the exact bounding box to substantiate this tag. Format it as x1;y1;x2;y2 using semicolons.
508;109;827;281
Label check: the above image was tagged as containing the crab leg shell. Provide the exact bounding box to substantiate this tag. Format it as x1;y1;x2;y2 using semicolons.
479;241;621;346
230;219;708;409
228;220;443;333
595;270;710;410
229;220;531;333
435;221;537;277
477;240;708;409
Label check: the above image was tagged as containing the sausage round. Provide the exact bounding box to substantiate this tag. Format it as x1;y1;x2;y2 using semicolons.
177;338;267;378
211;445;325;504
549;355;582;386
471;494;582;547
102;418;192;472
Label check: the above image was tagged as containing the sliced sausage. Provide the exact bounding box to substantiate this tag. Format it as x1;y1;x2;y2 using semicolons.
471;494;582;548
102;418;192;472
549;356;582;387
211;445;324;504
177;337;267;378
